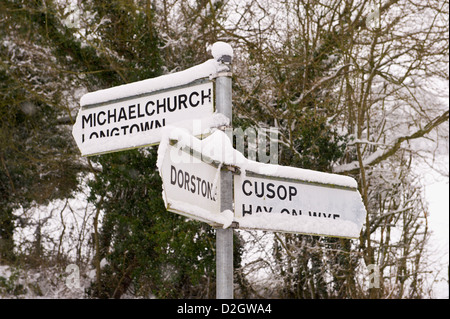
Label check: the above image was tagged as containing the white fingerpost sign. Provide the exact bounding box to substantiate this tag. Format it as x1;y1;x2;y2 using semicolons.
234;170;366;238
158;139;226;226
71;53;235;157
72;80;214;156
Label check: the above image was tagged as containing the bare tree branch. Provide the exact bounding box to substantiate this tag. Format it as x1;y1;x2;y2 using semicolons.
334;110;449;174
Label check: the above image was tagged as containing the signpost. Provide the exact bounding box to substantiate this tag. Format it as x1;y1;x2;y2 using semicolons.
158;129;366;239
157;132;236;299
72;41;367;300
213;57;234;300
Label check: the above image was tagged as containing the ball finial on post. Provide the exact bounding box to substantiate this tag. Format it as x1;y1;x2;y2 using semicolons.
211;41;233;64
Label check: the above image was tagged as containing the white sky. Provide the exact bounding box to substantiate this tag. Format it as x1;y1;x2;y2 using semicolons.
425;179;449;299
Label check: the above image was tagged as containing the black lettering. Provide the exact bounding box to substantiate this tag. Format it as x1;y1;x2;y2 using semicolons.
289;186;297;201
130;124;139;134
111;127;119;136
277;185;287;200
177;170;184;188
201;88;211;105
184;171;190;191
292;209;302;216
242;180;252;196
256;206;262;213
306;211;341;219
266;183;275;199
242;204;252;216
140;121;150;132
97;111;106;125
157;98;166;113
255;182;264;198
82;114;92;129
201;180;207;197
167;96;177;112
263;206;273;213
190;174;196;193
170;166;177;185
189;91;200;107
145;101;155;116
137;103;145;118
196;177;201;194
108;108;117;124
118;107;127;121
155;119;163;128
89;132;98;139
207;182;213;200
128;104;136;119
179;94;188;109
121;125;129;135
281;208;290;214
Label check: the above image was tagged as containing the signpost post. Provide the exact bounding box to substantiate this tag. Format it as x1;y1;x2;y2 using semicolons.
213;49;234;299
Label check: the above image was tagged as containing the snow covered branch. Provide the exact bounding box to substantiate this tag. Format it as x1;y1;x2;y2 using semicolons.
333;110;449;174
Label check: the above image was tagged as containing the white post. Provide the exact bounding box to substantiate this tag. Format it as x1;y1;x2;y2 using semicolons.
213;42;234;299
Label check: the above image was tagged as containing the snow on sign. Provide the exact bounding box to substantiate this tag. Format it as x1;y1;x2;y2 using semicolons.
72;80;214;156
157;128;366;238
72;56;232;156
234;168;366;238
157;129;234;227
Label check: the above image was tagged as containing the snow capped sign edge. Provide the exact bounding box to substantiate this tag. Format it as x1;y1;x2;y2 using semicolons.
157;134;235;228
72;78;216;156
157;128;367;238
